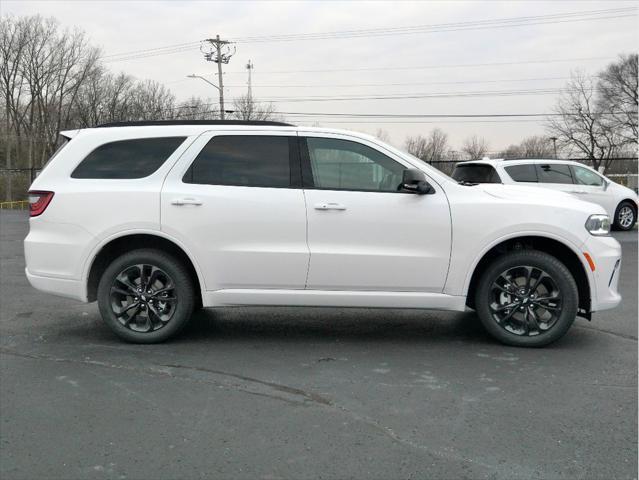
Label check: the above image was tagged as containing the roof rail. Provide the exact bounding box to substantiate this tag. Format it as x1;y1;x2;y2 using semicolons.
95;120;295;128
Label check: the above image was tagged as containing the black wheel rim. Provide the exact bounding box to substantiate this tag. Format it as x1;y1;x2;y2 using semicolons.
489;266;562;336
110;264;177;333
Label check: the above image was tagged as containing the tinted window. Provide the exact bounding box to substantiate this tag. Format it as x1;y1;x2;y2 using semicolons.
452;164;501;183
571;165;604;186
72;137;185;179
536;163;573;184
504;164;538;182
184;136;291;188
306;138;404;192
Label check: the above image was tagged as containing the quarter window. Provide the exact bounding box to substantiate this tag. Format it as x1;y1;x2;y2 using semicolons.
72;137;186;179
571;165;604;186
305;137;404;192
184;135;292;188
504;164;538;182
536;163;574;184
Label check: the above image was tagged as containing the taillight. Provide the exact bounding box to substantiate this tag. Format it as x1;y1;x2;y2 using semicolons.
28;191;54;217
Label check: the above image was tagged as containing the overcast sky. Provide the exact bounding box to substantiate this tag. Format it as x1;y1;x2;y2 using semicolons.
3;0;637;151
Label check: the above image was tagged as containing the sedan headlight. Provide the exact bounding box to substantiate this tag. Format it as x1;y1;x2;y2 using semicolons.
585;214;610;236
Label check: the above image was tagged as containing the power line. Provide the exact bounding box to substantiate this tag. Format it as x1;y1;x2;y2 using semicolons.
102;7;636;62
233;7;637;43
252;87;565;103
208;76;573;89
220;56;614;75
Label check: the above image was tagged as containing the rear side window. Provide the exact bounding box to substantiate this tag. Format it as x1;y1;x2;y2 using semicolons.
183;135;292;188
72;137;186;179
504;164;538;182
571;165;604;186
536;163;574;184
452;164;501;183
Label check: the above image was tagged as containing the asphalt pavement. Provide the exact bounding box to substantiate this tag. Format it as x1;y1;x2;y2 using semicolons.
1;210;637;479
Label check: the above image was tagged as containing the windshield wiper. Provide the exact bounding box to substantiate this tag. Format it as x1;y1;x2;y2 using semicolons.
457;180;479;186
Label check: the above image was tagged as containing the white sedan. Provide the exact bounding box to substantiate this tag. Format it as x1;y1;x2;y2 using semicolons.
452;159;638;230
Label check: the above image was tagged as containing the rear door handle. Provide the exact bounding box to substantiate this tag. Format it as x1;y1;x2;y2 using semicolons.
570;191;587;195
314;202;347;211
171;197;203;206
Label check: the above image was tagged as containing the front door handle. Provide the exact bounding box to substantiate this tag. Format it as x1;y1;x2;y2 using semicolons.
570;191;587;195
171;197;203;206
314;202;347;211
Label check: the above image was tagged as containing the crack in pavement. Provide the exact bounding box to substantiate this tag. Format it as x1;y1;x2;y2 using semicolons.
0;346;545;478
574;324;638;341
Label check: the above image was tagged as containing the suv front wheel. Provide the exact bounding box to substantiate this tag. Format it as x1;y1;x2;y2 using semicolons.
475;250;579;347
97;249;195;343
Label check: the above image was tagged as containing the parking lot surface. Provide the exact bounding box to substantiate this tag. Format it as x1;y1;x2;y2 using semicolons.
1;210;637;479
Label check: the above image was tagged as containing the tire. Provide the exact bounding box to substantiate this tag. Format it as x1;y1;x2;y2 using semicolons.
97;249;195;343
613;201;637;231
474;250;579;347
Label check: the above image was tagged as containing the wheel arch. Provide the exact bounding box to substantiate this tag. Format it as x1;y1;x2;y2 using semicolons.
464;235;592;316
85;232;204;306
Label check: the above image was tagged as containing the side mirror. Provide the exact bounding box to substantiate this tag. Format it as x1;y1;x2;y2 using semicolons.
603;180;610;191
400;168;434;195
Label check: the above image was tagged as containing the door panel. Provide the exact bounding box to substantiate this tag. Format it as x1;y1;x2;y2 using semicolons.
304;189;451;291
161;131;309;291
300;133;452;292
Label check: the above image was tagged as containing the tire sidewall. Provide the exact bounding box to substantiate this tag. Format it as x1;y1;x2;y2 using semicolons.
475;251;579;347
97;249;195;343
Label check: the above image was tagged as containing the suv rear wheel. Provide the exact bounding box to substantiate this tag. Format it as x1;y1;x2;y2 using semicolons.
97;249;195;343
474;250;578;347
613;201;637;231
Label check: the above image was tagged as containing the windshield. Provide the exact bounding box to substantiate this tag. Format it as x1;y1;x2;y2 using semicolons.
452;164;501;184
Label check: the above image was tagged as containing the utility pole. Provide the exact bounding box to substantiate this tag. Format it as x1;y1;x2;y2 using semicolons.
246;60;254;100
550;136;558;159
200;35;235;120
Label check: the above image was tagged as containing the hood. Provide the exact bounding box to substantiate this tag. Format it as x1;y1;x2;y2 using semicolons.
478;183;607;215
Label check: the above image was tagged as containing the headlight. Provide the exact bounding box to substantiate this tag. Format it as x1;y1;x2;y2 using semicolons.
585;214;610;236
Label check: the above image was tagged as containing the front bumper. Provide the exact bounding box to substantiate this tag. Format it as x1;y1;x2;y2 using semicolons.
583;235;622;312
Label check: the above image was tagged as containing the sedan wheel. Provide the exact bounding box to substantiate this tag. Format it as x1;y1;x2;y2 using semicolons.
616;203;636;230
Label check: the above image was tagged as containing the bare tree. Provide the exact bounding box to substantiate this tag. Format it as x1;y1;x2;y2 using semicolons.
546;71;623;171
231;94;277;121
500;136;554;159
404;128;449;163
462;135;490;160
374;128;391;144
597;54;638;148
174;96;218;120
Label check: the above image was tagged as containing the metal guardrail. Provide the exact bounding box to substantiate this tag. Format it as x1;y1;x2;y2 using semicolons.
0;200;28;210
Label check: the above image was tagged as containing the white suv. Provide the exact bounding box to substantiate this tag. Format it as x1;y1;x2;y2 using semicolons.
25;121;622;347
452;159;638;231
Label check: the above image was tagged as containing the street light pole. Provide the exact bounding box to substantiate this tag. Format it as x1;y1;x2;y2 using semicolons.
186;74;221;118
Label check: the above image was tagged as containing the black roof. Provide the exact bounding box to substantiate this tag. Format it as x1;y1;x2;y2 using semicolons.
96;120;295;128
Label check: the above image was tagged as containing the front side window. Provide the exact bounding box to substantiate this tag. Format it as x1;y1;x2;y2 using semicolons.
571;165;604;186
504;164;538;182
536;163;573;184
72;137;186;179
305;137;404;192
183;135;291;187
452;164;501;183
